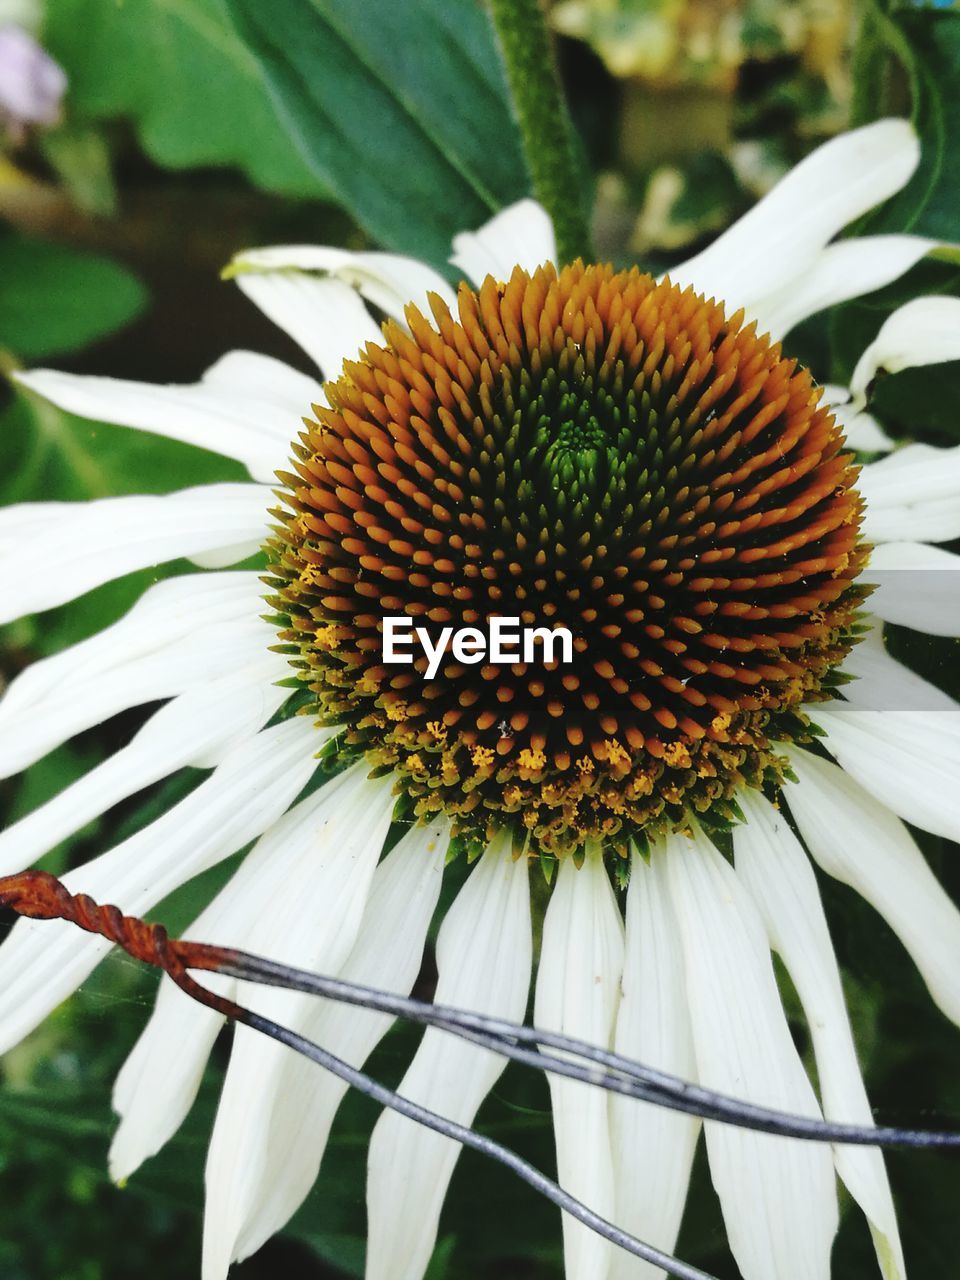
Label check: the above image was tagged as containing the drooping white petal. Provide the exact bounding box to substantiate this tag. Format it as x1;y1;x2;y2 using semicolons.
231;818;448;1265
365;834;532;1280
865;540;960;636
0;658;287;874
228;245;456;321
535;847;624;1280
839;622;956;713
753;235;938;341
234;273;382;378
672;119;919;316
610;847;699;1280
111;986;229;1186
812;702;960;843
0;571;271;777
450;198;557;284
859;443;960;543
784;746;960;1027
734;789;906;1280
835;408;895;452
110;766;359;1184
851;296;960;406
16;352;320;484
0;716;322;1056
202;767;397;1280
821;387;894;454
665;823;837;1280
0;484;270;623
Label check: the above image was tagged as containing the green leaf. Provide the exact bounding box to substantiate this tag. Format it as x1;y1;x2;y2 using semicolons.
858;10;960;241
43;0;330;198
225;0;530;265
0;235;146;360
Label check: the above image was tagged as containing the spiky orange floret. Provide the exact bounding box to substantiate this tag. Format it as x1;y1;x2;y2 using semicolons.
266;262;868;856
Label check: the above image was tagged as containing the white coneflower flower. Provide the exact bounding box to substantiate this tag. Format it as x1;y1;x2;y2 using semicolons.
3;117;960;1280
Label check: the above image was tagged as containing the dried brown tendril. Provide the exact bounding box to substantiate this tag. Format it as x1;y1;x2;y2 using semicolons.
266;261;868;858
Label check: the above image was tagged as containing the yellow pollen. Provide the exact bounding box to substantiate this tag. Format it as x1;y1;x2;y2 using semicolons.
662;741;693;769
518;747;547;772
596;738;630;768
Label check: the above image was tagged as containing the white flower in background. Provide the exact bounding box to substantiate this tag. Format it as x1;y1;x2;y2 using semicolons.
0;22;66;138
3;118;960;1280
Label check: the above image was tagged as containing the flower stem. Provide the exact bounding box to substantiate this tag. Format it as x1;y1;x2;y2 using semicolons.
851;1;889;125
489;0;592;263
850;0;913;127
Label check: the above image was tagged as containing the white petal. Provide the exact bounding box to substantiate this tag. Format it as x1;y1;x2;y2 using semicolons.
0;716;322;1055
821;384;852;408
810;702;960;843
0;484;270;623
734;789;906;1279
111;985;228;1186
234;273;383;378
110;765;361;1183
821;388;894;454
16;352;320;484
365;834;532;1280
860;443;960;543
840;621;956;712
202;767;396;1280
0;571;271;777
0;659;287;874
837;409;895;453
784;746;960;1027
535;848;624;1280
754;235;938;341
229;246;456;321
450;198;557;283
665;823;837;1280
852;296;960;406
610;848;699;1280
672;119;919;315
232;818;448;1264
865;540;960;635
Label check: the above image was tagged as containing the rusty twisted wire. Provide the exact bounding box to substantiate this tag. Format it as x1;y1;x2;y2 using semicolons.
2;868;959;1279
0;869;723;1280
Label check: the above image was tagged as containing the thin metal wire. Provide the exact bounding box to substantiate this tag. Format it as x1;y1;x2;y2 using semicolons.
0;868;719;1278
237;1006;720;1280
217;949;960;1151
3;867;958;1279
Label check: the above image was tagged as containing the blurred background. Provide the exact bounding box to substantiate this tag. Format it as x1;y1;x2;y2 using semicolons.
1;0;960;1276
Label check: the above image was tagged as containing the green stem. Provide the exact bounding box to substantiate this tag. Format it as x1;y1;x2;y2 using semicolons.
850;1;889;126
488;0;592;264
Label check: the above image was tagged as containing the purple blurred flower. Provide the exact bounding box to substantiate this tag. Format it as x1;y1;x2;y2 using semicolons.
0;24;66;137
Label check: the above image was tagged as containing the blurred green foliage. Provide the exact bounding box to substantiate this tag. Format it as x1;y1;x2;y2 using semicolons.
0;233;146;357
42;0;329;198
1;0;960;1277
